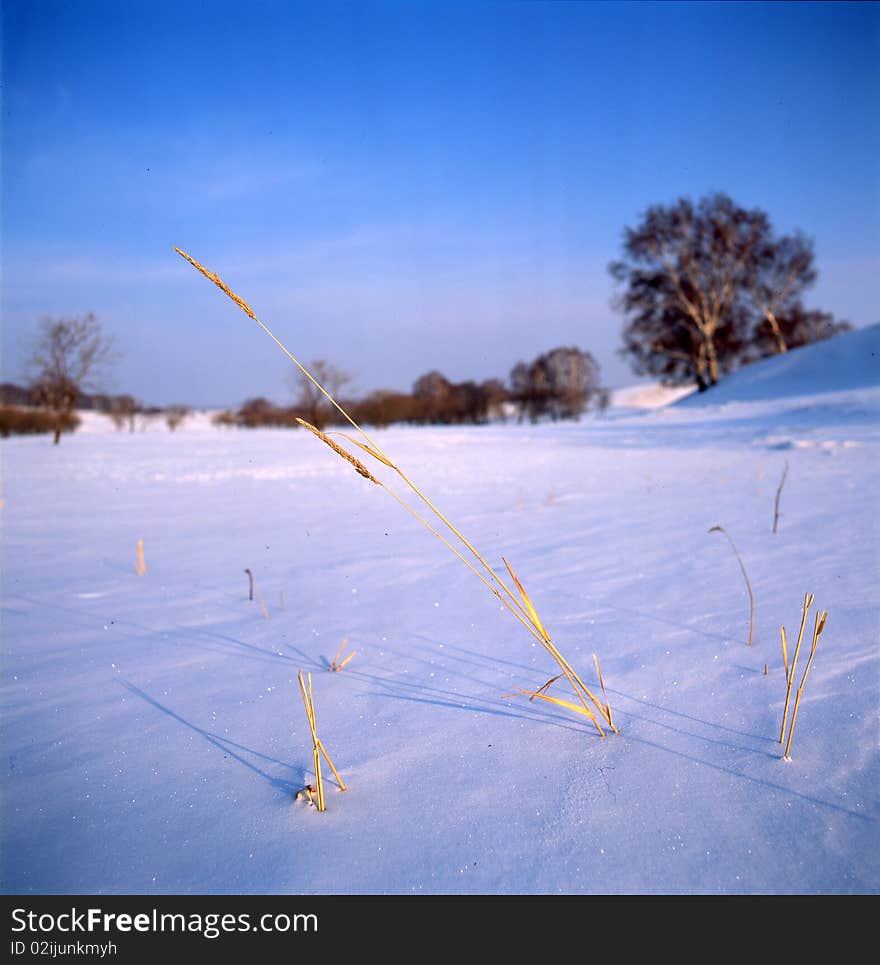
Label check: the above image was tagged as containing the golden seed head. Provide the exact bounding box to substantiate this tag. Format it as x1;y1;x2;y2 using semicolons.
296;418;380;484
174;247;257;321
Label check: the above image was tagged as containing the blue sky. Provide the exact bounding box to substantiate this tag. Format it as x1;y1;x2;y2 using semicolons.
2;0;878;406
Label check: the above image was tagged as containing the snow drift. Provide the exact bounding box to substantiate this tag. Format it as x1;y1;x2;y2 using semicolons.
1;328;877;895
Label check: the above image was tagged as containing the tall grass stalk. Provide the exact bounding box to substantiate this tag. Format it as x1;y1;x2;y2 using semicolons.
783;608;827;760
176;247;614;734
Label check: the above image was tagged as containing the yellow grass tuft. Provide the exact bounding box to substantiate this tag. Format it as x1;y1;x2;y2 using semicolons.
296;670;346;811
176;247;617;735
780;599;827;760
778;593;813;745
329;638;356;672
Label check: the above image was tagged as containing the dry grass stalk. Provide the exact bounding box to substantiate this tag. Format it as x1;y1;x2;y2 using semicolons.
296;670;346;812
135;538;146;576
778;593;814;744
503;685;606;726
245;568;269;619
503;671;606;733
297;419;379;484
256;585;269;620
174;247;257;321
244;567;254;601
708;525;754;646
783;608;827;760
772;460;789;534
329;638;356;672
593;653;614;731
176;247;615;734
500;557;616;733
780;625;789;679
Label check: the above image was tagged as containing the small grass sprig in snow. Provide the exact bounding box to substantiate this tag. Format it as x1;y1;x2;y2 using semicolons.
708;525;754;646
783;607;826;761
778;594;827;759
297;670;346;811
135;538;146;577
772;460;789;534
329;638;356;672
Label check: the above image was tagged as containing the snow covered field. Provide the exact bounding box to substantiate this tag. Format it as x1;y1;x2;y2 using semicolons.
2;327;878;895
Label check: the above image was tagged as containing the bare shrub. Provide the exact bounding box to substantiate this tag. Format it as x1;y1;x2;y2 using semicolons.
0;405;80;438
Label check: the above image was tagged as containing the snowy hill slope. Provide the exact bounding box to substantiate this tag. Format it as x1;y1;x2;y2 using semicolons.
1;331;878;895
679;323;880;406
610;382;695;410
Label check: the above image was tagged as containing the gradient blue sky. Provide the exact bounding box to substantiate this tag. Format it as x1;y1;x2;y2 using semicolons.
3;0;878;406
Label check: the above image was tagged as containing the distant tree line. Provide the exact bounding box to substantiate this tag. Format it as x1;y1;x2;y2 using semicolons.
214;346;604;431
7;194;854;441
1;312;192;441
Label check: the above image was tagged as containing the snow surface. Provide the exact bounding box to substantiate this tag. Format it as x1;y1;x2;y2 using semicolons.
1;331;878;895
679;322;880;406
609;381;695;410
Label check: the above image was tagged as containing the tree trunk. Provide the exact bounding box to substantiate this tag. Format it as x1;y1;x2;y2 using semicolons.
694;343;709;391
766;311;788;354
53;424;62;445
705;338;720;386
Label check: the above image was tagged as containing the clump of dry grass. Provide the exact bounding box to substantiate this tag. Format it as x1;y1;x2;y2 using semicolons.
296;670;346;811
329;638;356;672
135;538;146;577
175;247;615;735
708;525;754;646
778;594;827;760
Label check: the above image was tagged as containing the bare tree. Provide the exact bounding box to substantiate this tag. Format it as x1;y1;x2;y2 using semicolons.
105;394;139;432
289;360;351;430
510;347;600;422
480;378;510;423
28;313;116;444
611;195;766;390
164;405;191;432
611;195;849;390
412;370;454;423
